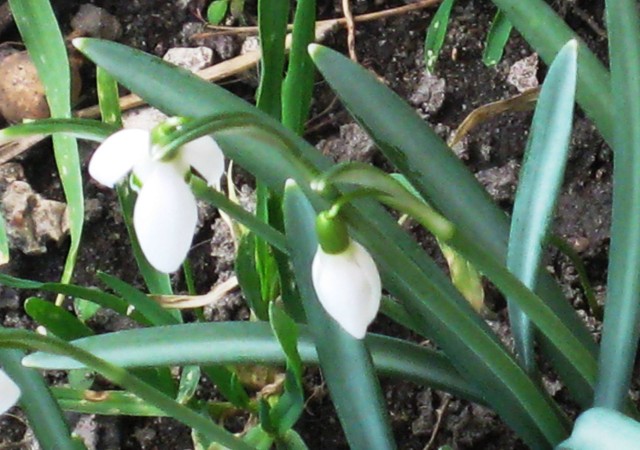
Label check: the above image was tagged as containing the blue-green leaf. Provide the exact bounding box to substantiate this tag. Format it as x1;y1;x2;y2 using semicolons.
507;40;577;374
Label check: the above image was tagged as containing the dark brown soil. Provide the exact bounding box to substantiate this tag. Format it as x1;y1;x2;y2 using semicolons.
0;0;612;449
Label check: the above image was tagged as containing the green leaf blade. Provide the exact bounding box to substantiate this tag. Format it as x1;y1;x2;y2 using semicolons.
594;0;640;411
507;40;577;373
483;10;512;66
24;297;94;341
10;0;83;286
424;0;455;72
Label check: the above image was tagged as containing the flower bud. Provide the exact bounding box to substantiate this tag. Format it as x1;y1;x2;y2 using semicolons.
312;221;381;339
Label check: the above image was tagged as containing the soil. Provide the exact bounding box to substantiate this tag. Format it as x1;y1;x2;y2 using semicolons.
0;0;613;449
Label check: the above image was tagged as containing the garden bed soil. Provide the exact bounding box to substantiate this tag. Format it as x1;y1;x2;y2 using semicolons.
0;0;612;449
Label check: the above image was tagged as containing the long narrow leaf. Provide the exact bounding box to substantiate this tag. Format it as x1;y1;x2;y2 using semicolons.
424;0;455;72
283;181;397;449
594;0;640;411
23;322;483;404
282;0;316;134
10;0;84;285
483;10;512;66
507;40;577;374
256;0;289;118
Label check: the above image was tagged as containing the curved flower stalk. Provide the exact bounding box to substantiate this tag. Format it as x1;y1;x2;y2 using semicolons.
311;210;381;339
0;369;20;414
89;128;225;273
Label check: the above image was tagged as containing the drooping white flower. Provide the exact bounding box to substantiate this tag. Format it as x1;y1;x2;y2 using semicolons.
89;129;225;273
0;369;20;415
312;239;381;339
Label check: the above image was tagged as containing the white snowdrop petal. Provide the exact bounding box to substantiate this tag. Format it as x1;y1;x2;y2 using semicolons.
133;163;198;273
312;241;381;339
181;136;225;187
88;129;150;187
0;369;21;415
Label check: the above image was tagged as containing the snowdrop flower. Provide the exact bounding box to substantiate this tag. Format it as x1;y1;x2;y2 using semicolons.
89;128;225;273
0;369;20;414
311;210;381;339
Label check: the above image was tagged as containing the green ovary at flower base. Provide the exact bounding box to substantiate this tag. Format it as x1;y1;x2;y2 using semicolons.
88;128;225;273
312;210;382;339
0;369;20;414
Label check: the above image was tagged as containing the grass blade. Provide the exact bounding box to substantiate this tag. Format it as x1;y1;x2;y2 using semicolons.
9;0;83;286
283;181;397;450
594;0;640;411
256;0;289;118
483;10;512;66
424;0;455;72
24;297;94;340
507;40;577;374
282;0;316;134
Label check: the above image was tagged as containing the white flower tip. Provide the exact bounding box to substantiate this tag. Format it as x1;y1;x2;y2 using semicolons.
0;370;21;415
89;129;150;188
311;241;381;340
133;164;198;273
180;136;225;187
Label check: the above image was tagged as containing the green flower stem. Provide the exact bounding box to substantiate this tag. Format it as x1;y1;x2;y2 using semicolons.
0;330;253;450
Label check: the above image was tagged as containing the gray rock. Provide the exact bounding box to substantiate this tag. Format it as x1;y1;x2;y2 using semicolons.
507;53;539;93
475;159;520;202
163;47;214;72
410;72;446;116
71;4;122;41
2;181;69;254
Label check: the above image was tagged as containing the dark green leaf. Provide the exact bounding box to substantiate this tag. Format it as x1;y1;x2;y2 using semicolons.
236;234;269;320
24;297;94;341
424;0;455;72
482;10;512;66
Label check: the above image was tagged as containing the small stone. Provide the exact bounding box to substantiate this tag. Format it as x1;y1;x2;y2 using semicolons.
240;36;261;55
71;4;122;41
0;163;24;190
2;181;69;254
209;35;239;61
72;415;98;450
475;160;520;202
410;72;446;115
316;123;377;163
122;107;168;131
507;53;539;93
163;47;214;72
